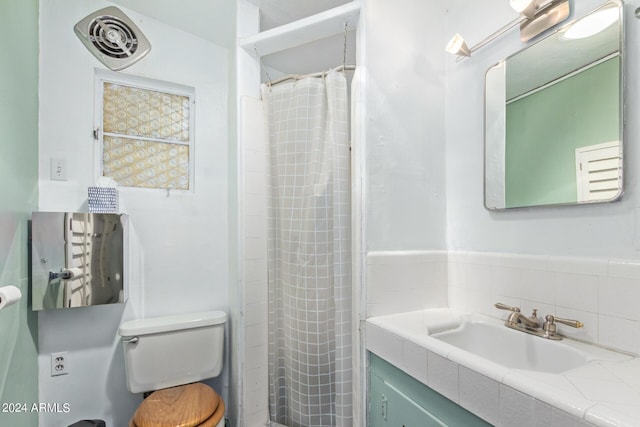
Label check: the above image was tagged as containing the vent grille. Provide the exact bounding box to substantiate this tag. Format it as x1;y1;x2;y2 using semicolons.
88;16;139;59
74;7;151;71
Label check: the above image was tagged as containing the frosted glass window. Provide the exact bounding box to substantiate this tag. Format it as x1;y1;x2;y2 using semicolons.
98;76;194;191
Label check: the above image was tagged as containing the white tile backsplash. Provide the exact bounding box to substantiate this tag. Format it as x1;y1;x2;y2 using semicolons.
366;251;448;317
445;251;640;356
599;315;640;355
367;251;640;355
501;253;549;270
461;262;493;292
548;257;608;276
555;273;599;313
520;269;556;306
491;265;523;298
555;306;599;343
599;276;640;321
608;260;640;280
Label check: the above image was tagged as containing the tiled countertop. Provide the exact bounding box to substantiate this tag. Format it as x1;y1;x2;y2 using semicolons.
366;309;640;427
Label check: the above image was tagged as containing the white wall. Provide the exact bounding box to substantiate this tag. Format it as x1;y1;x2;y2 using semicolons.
37;1;230;426
445;0;640;259
364;0;448;252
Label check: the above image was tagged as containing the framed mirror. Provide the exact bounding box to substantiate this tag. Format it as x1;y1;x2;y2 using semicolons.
485;0;623;210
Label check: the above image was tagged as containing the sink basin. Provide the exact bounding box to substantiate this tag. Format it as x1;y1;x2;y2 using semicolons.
431;320;592;373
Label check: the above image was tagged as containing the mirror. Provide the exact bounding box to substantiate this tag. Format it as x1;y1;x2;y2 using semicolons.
485;1;623;210
31;212;126;310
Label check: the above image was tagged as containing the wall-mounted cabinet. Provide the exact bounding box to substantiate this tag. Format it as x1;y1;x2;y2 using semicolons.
31;212;127;310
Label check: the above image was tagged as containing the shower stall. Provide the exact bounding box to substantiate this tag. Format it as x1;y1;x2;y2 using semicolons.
235;2;365;426
263;69;352;427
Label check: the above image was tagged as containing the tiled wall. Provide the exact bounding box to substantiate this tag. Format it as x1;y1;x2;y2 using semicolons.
365;250;640;356
448;251;640;356
239;96;269;427
366;251;448;317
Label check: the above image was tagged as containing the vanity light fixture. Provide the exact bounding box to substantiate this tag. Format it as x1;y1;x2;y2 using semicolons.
446;0;570;60
445;33;471;57
510;0;536;19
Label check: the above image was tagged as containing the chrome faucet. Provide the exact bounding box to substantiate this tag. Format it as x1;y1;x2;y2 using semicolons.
494;302;583;340
495;303;540;329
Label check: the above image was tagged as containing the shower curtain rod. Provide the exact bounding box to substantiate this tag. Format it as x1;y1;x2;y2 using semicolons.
267;64;356;87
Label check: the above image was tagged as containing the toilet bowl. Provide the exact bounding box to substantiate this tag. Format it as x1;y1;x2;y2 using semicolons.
119;311;227;427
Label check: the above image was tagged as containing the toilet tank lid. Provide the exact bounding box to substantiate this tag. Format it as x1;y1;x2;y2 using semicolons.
118;310;227;336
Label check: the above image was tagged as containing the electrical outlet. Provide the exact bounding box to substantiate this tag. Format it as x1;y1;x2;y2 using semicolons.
50;158;67;181
50;352;69;376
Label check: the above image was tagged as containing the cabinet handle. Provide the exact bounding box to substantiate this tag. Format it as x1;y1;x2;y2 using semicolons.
381;395;388;420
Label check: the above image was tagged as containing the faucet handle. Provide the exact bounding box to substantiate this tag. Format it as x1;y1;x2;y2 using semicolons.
494;302;520;312
543;315;584;336
551;315;584;329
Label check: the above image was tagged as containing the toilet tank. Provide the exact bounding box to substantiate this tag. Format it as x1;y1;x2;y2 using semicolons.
118;310;227;393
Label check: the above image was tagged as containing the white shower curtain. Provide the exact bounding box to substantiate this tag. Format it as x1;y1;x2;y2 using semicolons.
262;69;352;427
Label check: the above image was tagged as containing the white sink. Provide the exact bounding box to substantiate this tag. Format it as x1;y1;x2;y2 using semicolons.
431;320;592;373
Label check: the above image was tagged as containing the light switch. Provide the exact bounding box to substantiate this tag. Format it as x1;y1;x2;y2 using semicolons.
50;158;67;181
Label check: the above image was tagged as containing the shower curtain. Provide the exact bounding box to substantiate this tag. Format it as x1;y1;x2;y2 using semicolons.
262;69;352;427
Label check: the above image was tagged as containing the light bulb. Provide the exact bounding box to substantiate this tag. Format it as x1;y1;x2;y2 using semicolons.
564;7;618;40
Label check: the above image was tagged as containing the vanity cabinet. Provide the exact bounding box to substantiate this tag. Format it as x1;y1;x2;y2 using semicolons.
369;353;490;427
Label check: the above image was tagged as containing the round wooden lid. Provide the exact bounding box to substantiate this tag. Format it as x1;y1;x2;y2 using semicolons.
133;383;220;427
200;397;225;427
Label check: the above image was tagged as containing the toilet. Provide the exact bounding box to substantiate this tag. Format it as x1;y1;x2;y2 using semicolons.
119;310;227;427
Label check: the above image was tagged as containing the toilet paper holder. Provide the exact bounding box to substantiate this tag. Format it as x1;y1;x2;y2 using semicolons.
49;269;77;282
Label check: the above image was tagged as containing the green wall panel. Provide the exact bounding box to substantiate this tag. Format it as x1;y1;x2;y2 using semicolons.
0;1;39;426
505;57;620;208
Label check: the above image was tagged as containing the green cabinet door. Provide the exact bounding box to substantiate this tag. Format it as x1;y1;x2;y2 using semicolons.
369;353;491;427
370;372;446;426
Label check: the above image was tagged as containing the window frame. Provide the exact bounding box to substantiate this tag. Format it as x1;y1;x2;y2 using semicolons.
94;69;196;194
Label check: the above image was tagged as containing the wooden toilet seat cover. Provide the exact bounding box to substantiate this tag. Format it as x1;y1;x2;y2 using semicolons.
131;383;224;427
